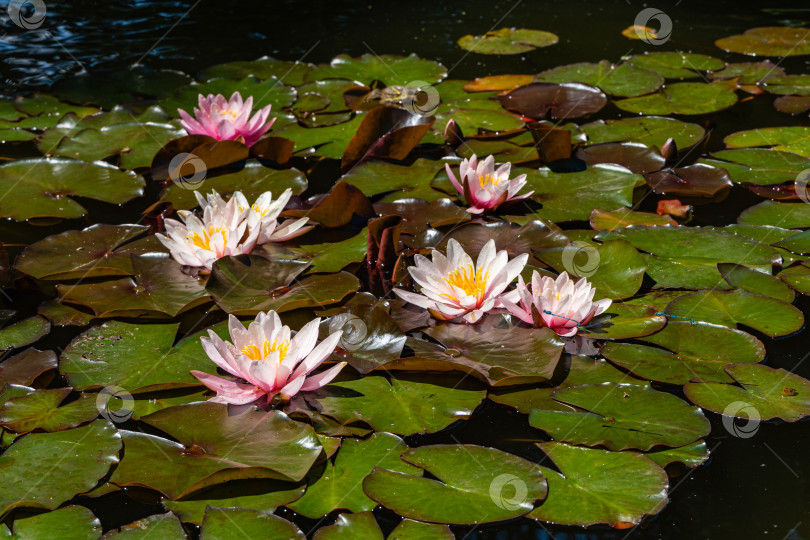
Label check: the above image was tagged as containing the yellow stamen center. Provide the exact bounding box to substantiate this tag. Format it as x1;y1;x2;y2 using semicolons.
241;339;290;362
251;203;271;218
478;173;501;188
441;264;489;301
188;223;228;252
219;109;239;120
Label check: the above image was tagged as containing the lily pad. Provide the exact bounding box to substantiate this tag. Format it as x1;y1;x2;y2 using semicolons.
312;512;381;540
644;441;710;469
701;148;810;185
715;27;810;57
528;442;668;526
718;262;794;302
11;505;101;540
580;303;667;340
535;60;663;97
0;158;145;221
341;158;445;202
0;387;99;433
590;207;676;230
200;508;304;540
709;61;784;84
0;349;57;387
102;512;186;539
305;374;485;435
364;444;547;524
276;114;365;159
0;420;121;515
111;403;321;498
305;54;447;86
290;432;420;518
725;126;810;157
780;263;810;294
685;363;810;421
614;83;737;115
257;232;369;274
737;200;810;228
199;56;314;86
497;82;607;120
0;317;50;351
60;319;230;392
628;52;725;79
457;28;558;55
582;116;705;149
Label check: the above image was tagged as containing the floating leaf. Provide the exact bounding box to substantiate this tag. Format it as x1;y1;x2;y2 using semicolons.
737;200;810;227
364;445;547;524
590;207;676;230
0;349;57;387
535;60;663;97
644;441;710;469
305;374;485;435
528;442;668;526
11;506;100;539
374;198;470;235
290;432;419;518
582;116;705;148
111;403;321;498
200;508;304;540
685;364;810;421
629;52;725;79
0;420;121;515
700;148;810;185
200;56;314;86
305;54;447;86
463;74;535;92
0;158;144;221
341;106;434;171
497;82;607;120
312;512;381;540
645;163;733;197
103;512;186;539
0;387;98;433
725;126;810;157
341;158;445;202
457;28;558;55
715;27;810;57
762;74;810;96
530;383;709;451
257;231;369;273
780;263;810;294
579;304;666;340
709;61;783;84
774;95;810;115
718;262;794;302
615;83;737;115
576;142;666;175
0;317;50;351
275;114;364;159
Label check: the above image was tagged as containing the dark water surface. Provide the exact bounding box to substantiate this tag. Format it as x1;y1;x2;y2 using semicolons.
2;1;810;538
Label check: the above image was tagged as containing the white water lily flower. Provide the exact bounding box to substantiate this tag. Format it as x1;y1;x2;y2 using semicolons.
502;270;612;337
394;238;528;323
233;188;313;245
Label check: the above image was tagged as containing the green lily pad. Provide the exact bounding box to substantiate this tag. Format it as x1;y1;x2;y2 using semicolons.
0;387;99;433
275;114;364;159
159;164;307;210
580;304;666;340
305;54;447;86
0;317;50;351
200;508;304;540
458;27;558;55
614;83;737;115
718;262;794;302
257;231;368;274
57;256;209;319
312;512;381;540
38;301;96;327
590;207;676;230
737;200;810;228
725;126;810;157
628;52;725;79
709;61;784;84
762;74;810;95
535;60;663;97
364;444;547;524
685;363;810;421
388;519;454;540
341;158;445;202
200;56;314;86
529;383;710;451
665;288;804;337
775;230;810;254
164;478;305;525
14;94;100;118
111;403;321;498
582;116;705;148
602;320;765;384
0;158;145;221
0;349;57;387
528;442;668;526
715;27;810;57
14;224;161;280
644;441;710;469
700;148;810;185
779;263;810;294
11;506;101;540
60;319;229;392
290;432;420;518
102;512;186;539
305;374;485;435
0;420;121;515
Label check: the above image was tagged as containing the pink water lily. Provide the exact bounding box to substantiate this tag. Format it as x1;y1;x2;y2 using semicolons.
502;270;612;337
178;92;275;146
446;154;533;214
394;238;528;323
190;311;346;406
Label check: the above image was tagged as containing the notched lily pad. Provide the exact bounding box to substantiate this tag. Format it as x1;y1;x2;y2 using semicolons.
457;28;558;55
715;27;810;57
497;82;607;120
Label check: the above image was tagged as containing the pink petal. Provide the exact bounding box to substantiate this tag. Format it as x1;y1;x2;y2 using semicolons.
190;370;265;405
300;361;347;391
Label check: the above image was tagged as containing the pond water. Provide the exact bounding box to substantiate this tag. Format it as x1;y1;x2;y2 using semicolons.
1;0;810;539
